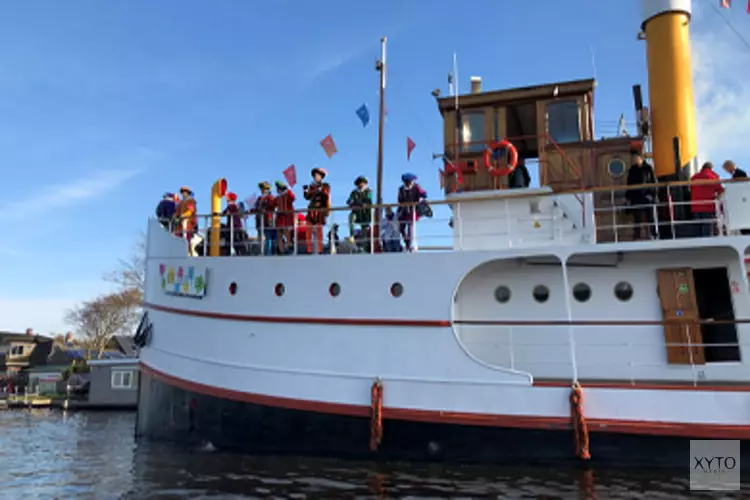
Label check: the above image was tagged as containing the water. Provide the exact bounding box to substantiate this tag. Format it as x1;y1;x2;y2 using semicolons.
0;410;744;499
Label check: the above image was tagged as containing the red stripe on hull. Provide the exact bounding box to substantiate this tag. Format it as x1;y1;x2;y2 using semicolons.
143;301;451;327
140;362;750;439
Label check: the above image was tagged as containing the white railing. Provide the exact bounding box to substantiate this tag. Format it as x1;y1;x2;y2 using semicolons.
157;178;750;257
454;320;747;386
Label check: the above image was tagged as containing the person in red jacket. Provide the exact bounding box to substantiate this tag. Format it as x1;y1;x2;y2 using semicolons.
690;162;724;237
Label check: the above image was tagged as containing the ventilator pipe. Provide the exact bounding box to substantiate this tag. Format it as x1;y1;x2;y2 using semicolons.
640;0;698;179
210;178;227;257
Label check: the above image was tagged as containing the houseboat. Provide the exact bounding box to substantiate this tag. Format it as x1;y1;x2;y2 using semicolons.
135;0;750;466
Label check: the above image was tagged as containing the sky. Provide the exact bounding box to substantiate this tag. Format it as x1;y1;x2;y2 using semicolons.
0;0;748;334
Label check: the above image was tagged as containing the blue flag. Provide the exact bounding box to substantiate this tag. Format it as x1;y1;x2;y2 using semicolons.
356;104;370;127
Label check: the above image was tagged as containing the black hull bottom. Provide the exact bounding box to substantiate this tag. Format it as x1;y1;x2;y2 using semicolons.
136;371;750;469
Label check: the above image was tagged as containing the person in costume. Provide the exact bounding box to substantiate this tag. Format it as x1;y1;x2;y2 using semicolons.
397;173;427;251
155;192;177;230
303;167;331;254
274;180;296;254
174;186;198;243
251;181;276;255
346;175;373;249
223;192;247;255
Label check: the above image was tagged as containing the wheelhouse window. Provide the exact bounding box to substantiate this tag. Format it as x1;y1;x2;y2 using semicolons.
546;101;581;144
460;111;485;153
111;370;135;389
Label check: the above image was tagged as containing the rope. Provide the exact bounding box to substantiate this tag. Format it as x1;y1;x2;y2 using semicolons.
370;378;384;451
570;382;591;460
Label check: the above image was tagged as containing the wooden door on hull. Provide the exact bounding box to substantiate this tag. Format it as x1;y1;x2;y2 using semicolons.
656;268;705;365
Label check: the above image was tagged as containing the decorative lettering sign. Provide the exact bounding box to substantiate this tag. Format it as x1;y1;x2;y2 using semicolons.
159;263;207;298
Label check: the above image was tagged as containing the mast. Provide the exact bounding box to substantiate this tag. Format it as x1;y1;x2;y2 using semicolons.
375;36;387;226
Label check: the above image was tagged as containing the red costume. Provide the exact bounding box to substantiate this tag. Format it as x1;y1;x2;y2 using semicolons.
690;167;723;213
275;186;296;230
303;168;331;253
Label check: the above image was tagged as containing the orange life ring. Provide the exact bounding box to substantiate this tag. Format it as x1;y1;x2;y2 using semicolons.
483;139;518;177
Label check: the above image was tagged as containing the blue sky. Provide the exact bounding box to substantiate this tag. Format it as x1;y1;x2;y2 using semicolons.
0;0;748;333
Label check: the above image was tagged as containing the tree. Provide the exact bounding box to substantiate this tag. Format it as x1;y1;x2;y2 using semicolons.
104;233;146;299
65;289;141;358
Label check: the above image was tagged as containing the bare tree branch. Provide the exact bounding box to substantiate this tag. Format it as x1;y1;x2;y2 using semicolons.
65;289;142;358
104;233;146;298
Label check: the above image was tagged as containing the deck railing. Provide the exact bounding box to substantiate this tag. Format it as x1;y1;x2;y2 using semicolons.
159;177;747;257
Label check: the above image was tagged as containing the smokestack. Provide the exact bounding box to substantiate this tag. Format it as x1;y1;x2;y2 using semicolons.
470;76;482;94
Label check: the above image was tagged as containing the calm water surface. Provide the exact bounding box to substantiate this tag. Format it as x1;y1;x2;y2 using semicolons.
0;410;744;499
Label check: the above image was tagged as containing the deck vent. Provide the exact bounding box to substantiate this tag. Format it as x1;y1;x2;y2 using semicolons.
470;76;482;94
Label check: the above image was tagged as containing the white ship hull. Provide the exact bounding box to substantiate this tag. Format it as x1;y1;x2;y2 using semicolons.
137;213;750;465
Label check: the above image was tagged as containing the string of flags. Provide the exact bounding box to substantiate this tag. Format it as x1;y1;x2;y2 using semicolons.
255;94;420;205
720;0;750;12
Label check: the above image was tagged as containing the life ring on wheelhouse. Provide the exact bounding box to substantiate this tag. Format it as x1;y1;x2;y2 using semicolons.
483;139;518;177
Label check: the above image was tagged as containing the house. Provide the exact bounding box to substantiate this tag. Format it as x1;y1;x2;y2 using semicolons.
87;358;139;408
0;331;54;375
26;365;69;394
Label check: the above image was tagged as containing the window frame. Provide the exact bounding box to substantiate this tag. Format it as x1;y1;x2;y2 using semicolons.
111;369;136;390
545;100;582;145
459;111;486;153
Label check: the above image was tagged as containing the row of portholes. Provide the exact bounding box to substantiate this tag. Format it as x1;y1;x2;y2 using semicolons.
494;281;634;304
228;281;405;298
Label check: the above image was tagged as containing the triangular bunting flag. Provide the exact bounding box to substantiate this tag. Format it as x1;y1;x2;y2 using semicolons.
438;169;445;189
407;137;416;161
283;164;297;188
721;0;731;7
320;134;338;159
356;104;370;127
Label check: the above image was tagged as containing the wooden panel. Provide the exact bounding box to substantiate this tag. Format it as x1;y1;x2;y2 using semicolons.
656;268;705;365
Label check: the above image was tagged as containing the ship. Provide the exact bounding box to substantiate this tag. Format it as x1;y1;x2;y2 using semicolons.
135;0;750;467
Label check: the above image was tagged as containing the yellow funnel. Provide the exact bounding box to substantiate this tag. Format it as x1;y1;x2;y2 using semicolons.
210;178;227;257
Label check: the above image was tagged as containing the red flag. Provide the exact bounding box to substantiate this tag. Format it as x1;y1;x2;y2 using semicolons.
407;137;416;161
747;0;749;13
283;164;297;188
320;134;338;158
438;169;445;189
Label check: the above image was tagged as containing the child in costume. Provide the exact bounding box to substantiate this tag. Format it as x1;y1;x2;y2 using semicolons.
174;186;198;244
295;213;307;254
380;207;402;252
251;181;276;255
274;180;296;254
223;192;246;255
346;175;373;249
397;173;427;251
303;167;331;254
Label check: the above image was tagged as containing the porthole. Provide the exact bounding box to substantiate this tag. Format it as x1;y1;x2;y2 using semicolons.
607;158;626;178
390;282;404;298
329;282;341;297
572;283;591;303
614;281;634;302
228;282;238;296
494;285;511;303
532;285;549;303
274;283;285;297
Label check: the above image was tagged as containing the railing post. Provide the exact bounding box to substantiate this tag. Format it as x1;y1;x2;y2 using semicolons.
293;214;298;255
202;216;207;256
369;207;375;254
411;204;418;252
229;219;234;256
259;212;265;256
456;202;463;250
330;211;337;255
610;189;618;243
667;186;676;240
505;199;512;247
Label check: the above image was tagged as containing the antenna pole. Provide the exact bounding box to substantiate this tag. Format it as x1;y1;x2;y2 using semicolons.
375;36;387;227
453;52;459;110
